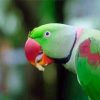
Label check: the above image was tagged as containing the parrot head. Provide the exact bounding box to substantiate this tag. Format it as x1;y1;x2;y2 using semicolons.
25;23;76;71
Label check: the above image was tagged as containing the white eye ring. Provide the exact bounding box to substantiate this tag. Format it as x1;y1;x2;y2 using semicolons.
44;31;51;38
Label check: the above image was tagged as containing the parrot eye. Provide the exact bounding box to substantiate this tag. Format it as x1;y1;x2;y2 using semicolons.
44;31;51;38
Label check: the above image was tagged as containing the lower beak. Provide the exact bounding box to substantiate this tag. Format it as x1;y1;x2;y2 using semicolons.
39;53;54;65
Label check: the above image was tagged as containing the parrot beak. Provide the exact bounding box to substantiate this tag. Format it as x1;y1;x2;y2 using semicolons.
25;38;54;71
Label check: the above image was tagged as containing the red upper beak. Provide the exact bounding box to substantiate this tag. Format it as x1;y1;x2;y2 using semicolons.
25;38;54;67
25;38;41;65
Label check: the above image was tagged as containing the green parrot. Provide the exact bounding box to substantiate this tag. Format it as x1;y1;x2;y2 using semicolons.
25;23;100;100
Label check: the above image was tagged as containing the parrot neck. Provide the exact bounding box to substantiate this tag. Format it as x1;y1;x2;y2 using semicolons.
63;27;83;73
53;33;77;64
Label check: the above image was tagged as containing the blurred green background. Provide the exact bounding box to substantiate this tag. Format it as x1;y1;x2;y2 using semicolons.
0;0;100;100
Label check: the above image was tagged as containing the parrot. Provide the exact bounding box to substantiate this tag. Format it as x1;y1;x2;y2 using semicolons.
25;23;100;100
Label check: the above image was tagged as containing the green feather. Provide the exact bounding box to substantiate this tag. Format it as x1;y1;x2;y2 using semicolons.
90;38;100;55
76;38;100;100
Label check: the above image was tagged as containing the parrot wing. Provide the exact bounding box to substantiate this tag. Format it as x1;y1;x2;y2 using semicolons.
76;38;100;100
